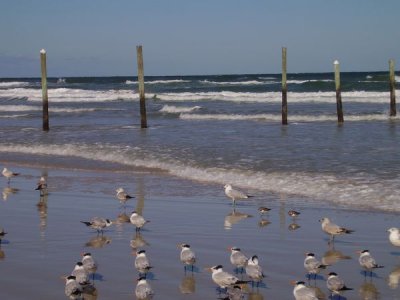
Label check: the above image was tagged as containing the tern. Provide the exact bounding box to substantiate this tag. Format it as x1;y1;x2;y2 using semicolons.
81;217;112;234
388;227;400;247
319;217;354;242
292;281;318;300
245;255;265;287
135;276;154;299
130;211;150;231
115;187;134;205
2;167;19;184
224;184;252;206
208;265;249;291
229;247;248;273
65;275;83;300
81;252;97;280
179;244;196;272
357;250;383;277
326;272;353;296
304;253;328;280
135;250;153;276
71;262;90;286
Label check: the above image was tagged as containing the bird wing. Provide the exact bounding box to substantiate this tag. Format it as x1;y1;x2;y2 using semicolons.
360;254;376;269
181;249;195;264
327;276;344;291
91;217;106;227
305;257;320;272
296;286;318;300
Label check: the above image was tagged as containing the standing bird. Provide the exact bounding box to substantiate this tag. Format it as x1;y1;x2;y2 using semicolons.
130;211;150;232
71;262;90;286
229;247;249;273
326;272;353;296
65;275;83;300
288;210;300;219
135;250;153;277
319;217;354;242
81;252;98;280
258;207;271;215
208;265;249;291
245;255;265;287
81;217;112;235
179;244;196;272
304;253;328;280
357;250;383;277
115;187;134;206
388;227;400;247
135;276;154;299
224;184;252;206
2;167;19;184
292;281;318;300
35;176;47;195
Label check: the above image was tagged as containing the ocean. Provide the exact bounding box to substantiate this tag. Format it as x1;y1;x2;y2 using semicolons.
0;72;399;212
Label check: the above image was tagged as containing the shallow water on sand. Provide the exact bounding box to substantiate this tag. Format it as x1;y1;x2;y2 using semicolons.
0;166;400;299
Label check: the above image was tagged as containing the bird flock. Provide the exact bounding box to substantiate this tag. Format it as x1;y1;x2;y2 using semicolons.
2;168;400;299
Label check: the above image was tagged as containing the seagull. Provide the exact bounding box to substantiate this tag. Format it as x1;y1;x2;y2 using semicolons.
208;265;249;291
81;217;112;234
64;275;83;300
288;210;300;218
292;281;318;300
179;244;196;272
319;217;354;242
135;276;154;299
326;272;353;296
71;262;90;286
135;250;153;276
2;167;19;184
224;184;252;206
115;187;134;205
304;253;328;280
245;255;265;287
35;176;47;195
130;211;150;231
258;207;271;215
81;252;97;280
229;247;248;273
357;250;383;277
388;227;400;247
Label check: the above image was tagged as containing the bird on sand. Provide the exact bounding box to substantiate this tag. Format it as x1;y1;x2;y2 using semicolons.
357;249;383;276
288;210;300;219
229;247;248;273
292;281;319;300
81;217;112;234
207;265;249;291
179;244;196;272
245;255;265;287
64;275;83;300
224;184;252;206
2;167;19;184
81;252;97;279
388;227;400;247
258;207;271;215
326;272;353;296
135;276;154;299
130;211;150;231
35;176;47;195
319;217;354;242
135;250;153;276
304;253;328;280
115;187;134;205
71;262;90;286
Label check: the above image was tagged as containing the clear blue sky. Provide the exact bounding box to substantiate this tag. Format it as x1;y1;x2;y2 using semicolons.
1;0;399;77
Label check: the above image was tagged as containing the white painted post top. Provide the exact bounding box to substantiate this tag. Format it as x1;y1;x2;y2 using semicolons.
334;60;339;65
40;49;46;54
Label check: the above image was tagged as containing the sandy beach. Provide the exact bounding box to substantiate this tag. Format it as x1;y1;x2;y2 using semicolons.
0;164;399;300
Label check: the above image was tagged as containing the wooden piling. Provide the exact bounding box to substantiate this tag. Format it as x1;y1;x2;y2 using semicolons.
40;49;49;131
389;59;396;116
281;47;288;125
136;45;147;128
334;60;344;123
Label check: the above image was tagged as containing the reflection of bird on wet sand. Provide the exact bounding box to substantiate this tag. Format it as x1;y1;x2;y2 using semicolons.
130;232;149;250
288;223;301;231
359;280;379;300
321;245;351;266
2;186;19;201
248;291;264;300
0;248;5;260
37;195;48;234
387;265;400;289
224;209;253;229
2;167;19;185
179;274;196;294
258;219;271;228
85;235;112;248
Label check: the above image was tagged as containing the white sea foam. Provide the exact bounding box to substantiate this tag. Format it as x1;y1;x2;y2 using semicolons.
199;80;268;85
287;79;334;84
180;113;396;122
159;105;201;113
0;81;29;88
126;79;190;85
0;143;399;212
396;75;400;82
0;104;121;113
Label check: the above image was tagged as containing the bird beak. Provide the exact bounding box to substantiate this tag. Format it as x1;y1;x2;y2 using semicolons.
290;280;297;286
227;246;232;251
60;275;68;281
355;250;361;254
204;267;213;272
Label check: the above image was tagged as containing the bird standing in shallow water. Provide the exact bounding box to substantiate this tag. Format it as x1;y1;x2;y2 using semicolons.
292;281;318;300
288;210;300;219
245;255;265;287
130;211;150;232
357;249;383;277
135;250;153;277
65;275;83;300
115;187;134;206
229;247;248;274
179;244;196;272
388;227;400;247
81;217;112;235
2;167;19;185
135;276;154;299
224;184;252;206
319;217;354;243
208;265;249;292
35;176;48;196
326;272;353;297
304;252;328;280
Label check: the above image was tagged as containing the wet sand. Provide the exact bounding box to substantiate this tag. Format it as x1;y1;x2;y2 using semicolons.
0;165;400;299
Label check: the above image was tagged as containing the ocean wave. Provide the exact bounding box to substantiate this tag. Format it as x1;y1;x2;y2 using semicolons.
0;81;30;88
159;105;201;113
179;113;396;122
0;143;399;212
0;104;122;113
199;80;269;85
127;79;191;85
287;79;334;84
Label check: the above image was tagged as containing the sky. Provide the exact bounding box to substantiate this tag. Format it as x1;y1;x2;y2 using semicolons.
1;0;399;77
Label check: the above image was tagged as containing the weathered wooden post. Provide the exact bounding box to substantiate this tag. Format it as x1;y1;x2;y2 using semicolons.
40;49;49;131
136;45;147;128
334;60;344;123
281;47;288;125
389;59;396;116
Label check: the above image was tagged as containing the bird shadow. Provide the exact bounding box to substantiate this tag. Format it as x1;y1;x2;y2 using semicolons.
390;251;400;256
329;295;348;300
92;273;104;281
358;270;380;278
305;274;325;281
0;240;10;245
184;265;201;274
